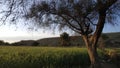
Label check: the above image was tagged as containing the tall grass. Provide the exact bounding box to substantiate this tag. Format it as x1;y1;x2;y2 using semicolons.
0;46;107;68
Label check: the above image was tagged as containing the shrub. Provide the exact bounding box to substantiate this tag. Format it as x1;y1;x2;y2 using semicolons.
107;50;120;67
102;49;120;68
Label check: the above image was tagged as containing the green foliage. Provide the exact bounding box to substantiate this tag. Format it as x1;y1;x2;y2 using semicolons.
60;32;71;46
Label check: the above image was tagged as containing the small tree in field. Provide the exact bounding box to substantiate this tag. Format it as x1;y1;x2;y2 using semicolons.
60;32;70;46
0;0;120;68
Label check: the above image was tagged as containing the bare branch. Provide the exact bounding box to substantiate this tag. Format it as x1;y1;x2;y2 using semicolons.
86;17;97;26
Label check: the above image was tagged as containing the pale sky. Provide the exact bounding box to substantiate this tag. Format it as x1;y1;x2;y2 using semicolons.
0;22;119;43
0;0;120;43
0;23;60;43
0;14;120;43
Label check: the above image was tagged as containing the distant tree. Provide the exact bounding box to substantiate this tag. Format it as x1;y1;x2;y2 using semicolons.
32;41;39;46
60;32;70;46
4;42;10;45
0;40;10;45
1;0;120;68
11;42;20;46
0;40;5;45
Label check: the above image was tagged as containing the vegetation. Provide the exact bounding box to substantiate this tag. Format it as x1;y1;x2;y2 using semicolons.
60;32;71;46
0;0;120;67
103;48;120;68
0;46;90;68
0;46;119;68
8;32;120;48
0;40;10;45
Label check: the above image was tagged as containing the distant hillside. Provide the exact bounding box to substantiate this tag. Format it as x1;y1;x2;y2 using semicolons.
37;36;84;47
11;32;120;47
102;32;120;47
11;40;38;46
105;32;120;41
36;32;120;47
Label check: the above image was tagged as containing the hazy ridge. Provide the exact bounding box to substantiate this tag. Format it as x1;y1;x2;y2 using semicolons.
7;32;120;47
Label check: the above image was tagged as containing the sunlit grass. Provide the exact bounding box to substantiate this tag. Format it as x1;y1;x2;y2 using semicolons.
0;46;119;68
0;46;90;68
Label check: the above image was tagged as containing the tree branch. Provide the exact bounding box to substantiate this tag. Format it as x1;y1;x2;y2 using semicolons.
60;15;80;30
86;17;97;26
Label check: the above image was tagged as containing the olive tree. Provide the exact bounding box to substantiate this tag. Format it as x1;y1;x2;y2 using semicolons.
0;0;120;68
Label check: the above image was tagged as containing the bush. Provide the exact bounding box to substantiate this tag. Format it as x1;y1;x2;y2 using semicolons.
102;49;120;68
107;50;120;67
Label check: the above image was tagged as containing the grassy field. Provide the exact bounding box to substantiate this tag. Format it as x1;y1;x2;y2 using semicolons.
0;46;90;68
0;46;119;68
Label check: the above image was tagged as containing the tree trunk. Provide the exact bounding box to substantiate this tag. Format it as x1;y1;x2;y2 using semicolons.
81;1;117;67
87;44;101;68
81;10;107;68
82;35;101;68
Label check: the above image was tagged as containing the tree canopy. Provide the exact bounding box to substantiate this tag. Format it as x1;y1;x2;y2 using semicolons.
0;0;120;34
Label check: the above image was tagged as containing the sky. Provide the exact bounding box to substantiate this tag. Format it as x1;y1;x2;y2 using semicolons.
0;23;60;43
0;22;119;43
0;0;120;43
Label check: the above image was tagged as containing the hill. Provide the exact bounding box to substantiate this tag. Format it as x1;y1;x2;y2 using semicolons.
10;32;120;47
105;32;120;41
103;32;120;47
37;36;84;46
36;32;120;47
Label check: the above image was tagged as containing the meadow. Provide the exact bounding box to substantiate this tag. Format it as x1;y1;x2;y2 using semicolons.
0;46;119;68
